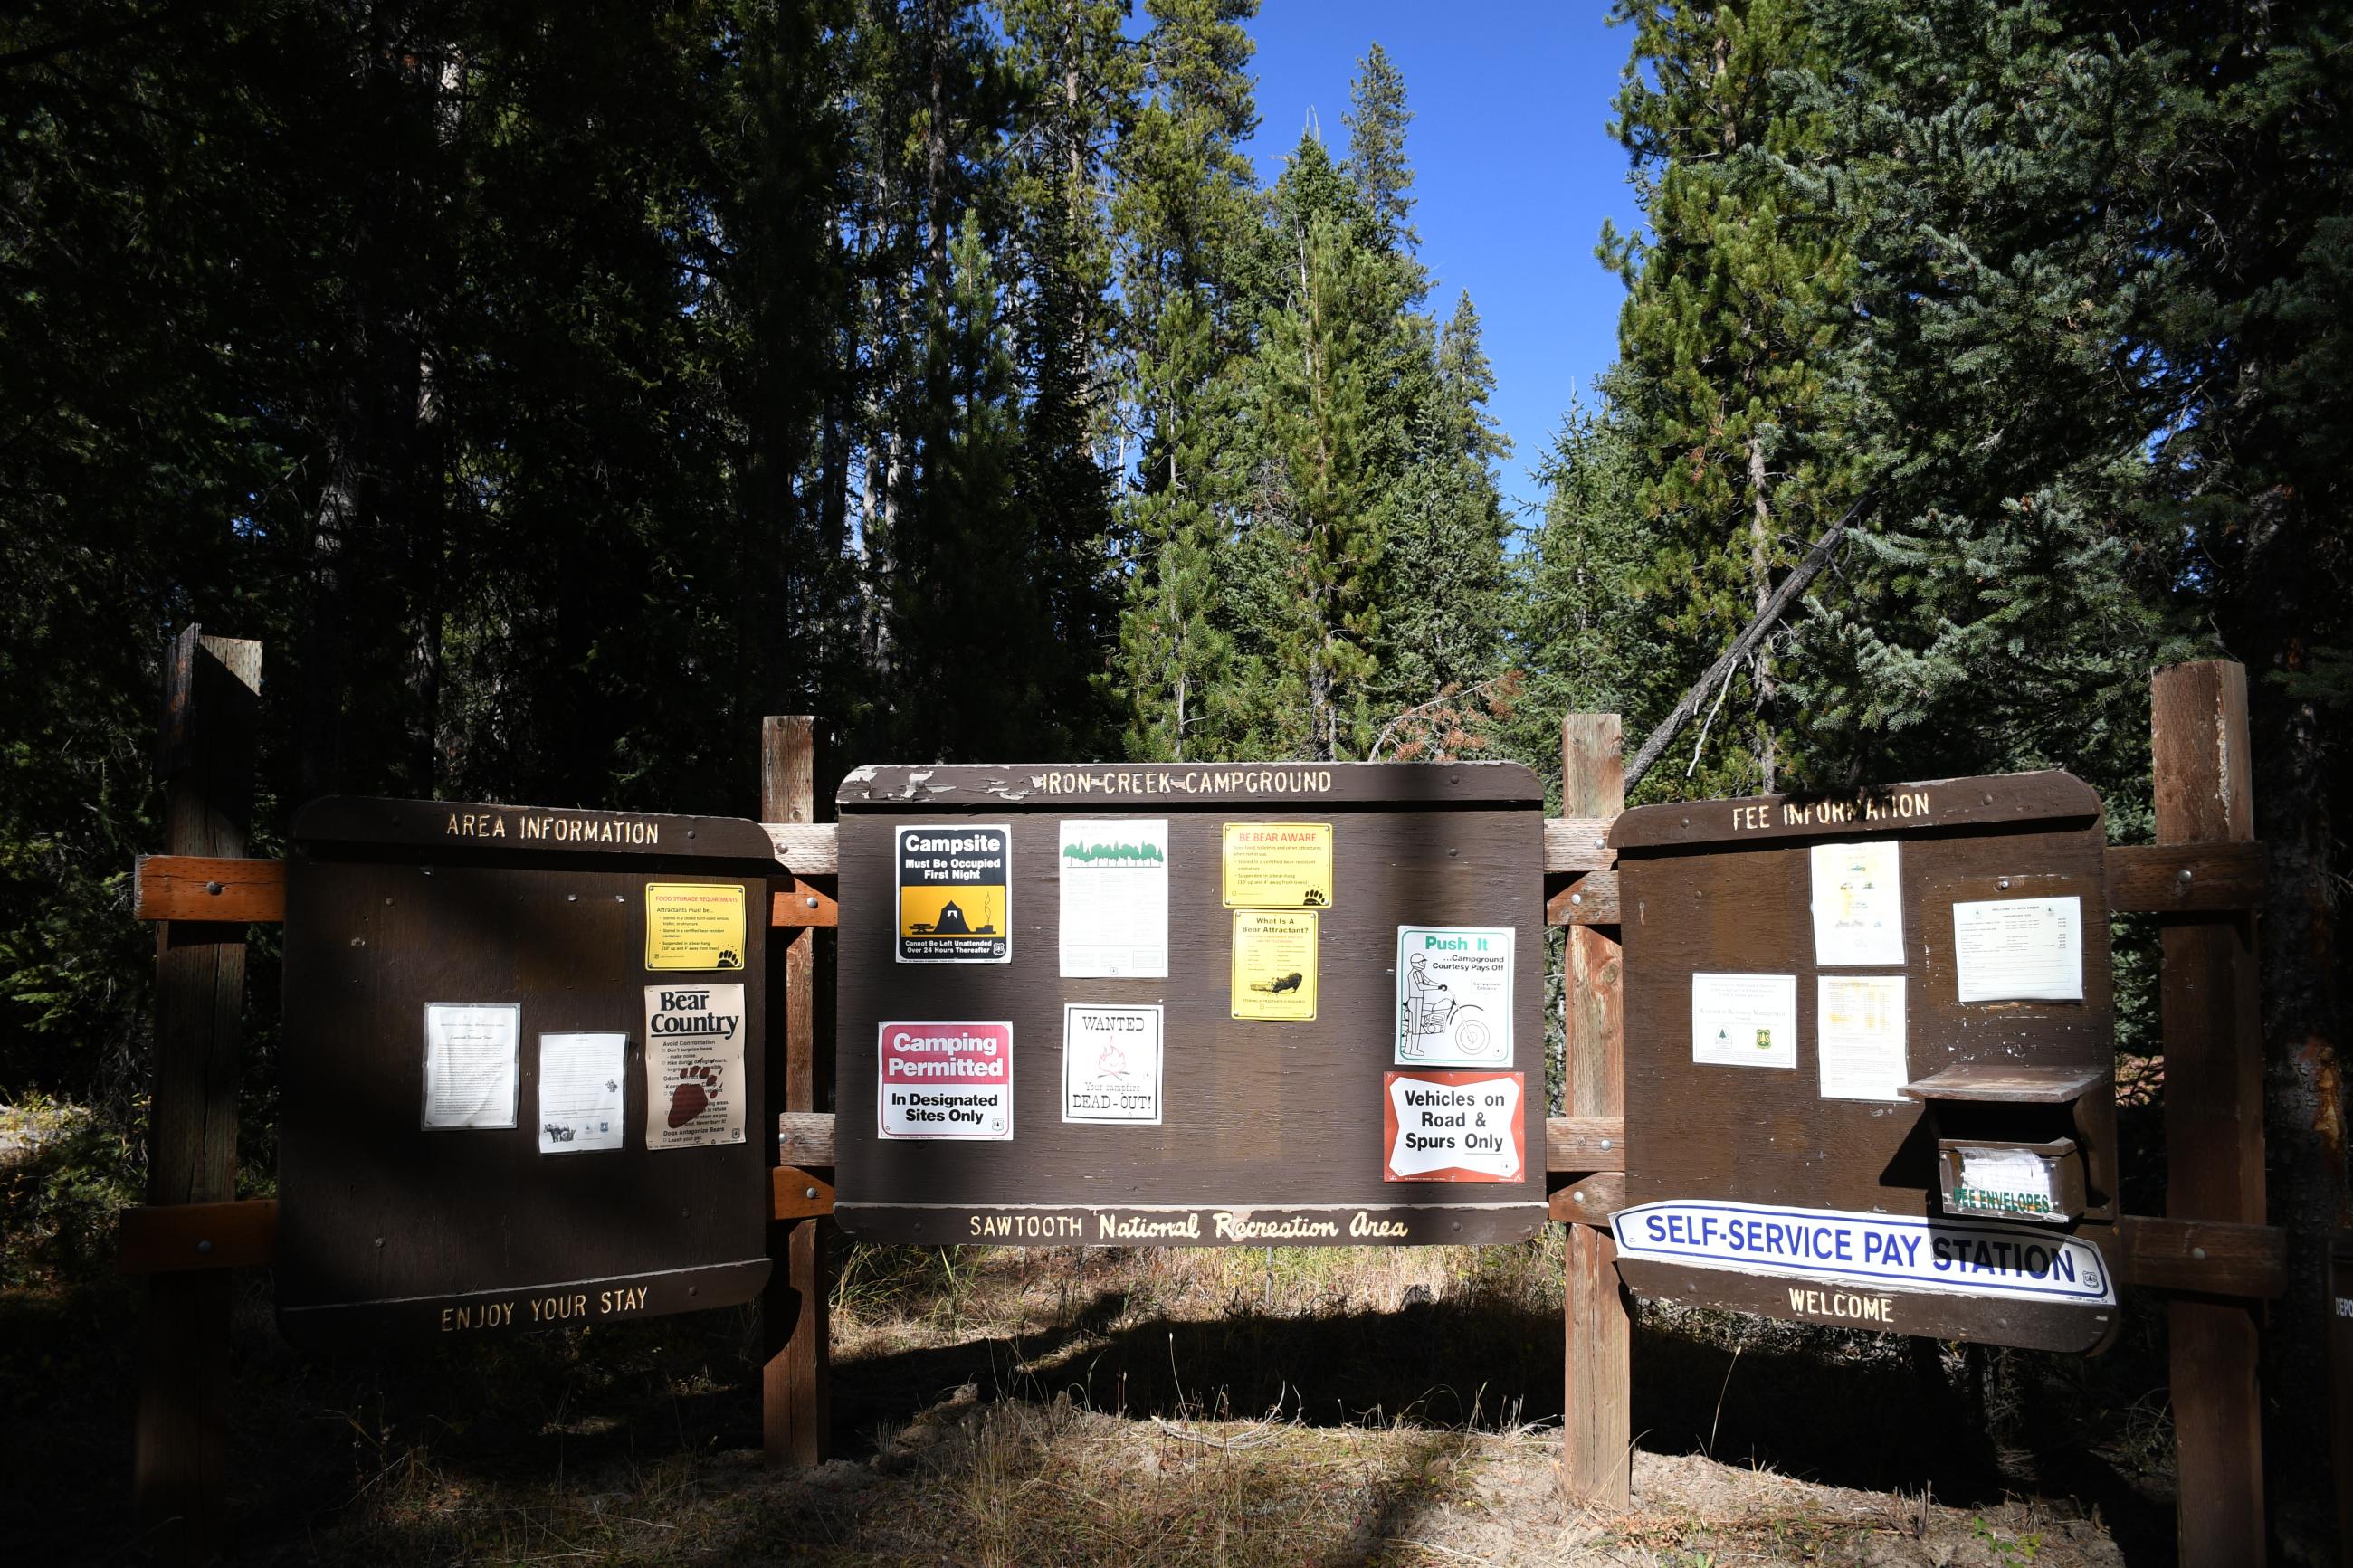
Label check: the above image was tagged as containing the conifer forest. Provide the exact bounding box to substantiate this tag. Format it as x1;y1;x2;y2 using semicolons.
4;2;2351;1561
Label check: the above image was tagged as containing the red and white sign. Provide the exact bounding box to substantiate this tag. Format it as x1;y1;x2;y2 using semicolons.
1382;1070;1524;1183
878;1021;1013;1140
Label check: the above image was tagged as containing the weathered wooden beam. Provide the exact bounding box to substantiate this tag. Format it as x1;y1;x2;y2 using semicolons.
134;855;285;924
1545;1116;1626;1173
763;822;838;874
769;878;839;928
760;716;829;1470
1545;870;1619;927
1548;1172;1626;1226
777;1111;837;1166
2152;660;2266;1565
139;627;261;1560
2110;1214;2286;1300
2103;841;2266;912
120;1199;277;1273
1542;817;1615;874
771;1166;837;1221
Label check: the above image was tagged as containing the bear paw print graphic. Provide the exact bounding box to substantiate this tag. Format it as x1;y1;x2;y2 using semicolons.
668;1062;724;1128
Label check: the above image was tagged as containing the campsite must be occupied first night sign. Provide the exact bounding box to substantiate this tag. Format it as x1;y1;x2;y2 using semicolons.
829;762;1548;1247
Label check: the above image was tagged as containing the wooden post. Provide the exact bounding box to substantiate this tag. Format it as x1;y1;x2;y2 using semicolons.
2329;1232;2353;1568
2152;661;2266;1565
760;716;829;1465
1560;713;1631;1508
135;627;262;1557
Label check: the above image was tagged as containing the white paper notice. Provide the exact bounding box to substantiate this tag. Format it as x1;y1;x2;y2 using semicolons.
538;1032;626;1154
1394;925;1514;1067
422;1003;520;1129
1691;974;1798;1068
1952;896;2085;1003
1059;819;1169;977
1062;1003;1162;1124
1809;841;1905;966
1816;974;1909;1101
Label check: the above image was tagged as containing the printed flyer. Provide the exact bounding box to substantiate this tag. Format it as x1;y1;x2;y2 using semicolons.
896;824;1012;963
643;983;746;1149
1394;925;1513;1067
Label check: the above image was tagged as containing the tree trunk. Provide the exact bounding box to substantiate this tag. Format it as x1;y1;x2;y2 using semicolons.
1748;431;1777;793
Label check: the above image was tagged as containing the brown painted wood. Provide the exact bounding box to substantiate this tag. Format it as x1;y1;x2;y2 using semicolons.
2153;661;2266;1566
1612;770;2101;851
292;794;779;861
1900;1064;2109;1103
762;717;829;1469
1543;817;1615;873
1550;1172;1627;1225
275;838;773;1350
1546;1117;1626;1172
1616;1250;2119;1354
1546;870;1619;927
121;1199;277;1273
833;780;1548;1241
138;626;259;1559
2110;1214;2286;1299
769;878;839;927
1614;766;2122;1354
134;854;286;923
839;759;1544;809
771;1166;836;1220
1559;713;1631;1513
2103;841;2266;913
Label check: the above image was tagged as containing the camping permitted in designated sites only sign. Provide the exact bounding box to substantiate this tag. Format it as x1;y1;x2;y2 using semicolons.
830;762;1548;1246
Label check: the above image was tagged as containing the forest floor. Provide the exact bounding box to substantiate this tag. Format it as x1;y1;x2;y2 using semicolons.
3;1104;2179;1565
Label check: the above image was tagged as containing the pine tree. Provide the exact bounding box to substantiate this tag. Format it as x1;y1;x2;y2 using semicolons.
1114;0;1260;761
1603;0;1855;795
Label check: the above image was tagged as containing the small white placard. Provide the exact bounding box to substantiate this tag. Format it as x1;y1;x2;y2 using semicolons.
1691;973;1797;1068
1809;841;1905;966
422;1002;520;1130
1394;925;1514;1066
1952;896;2085;1003
1062;1003;1163;1124
538;1032;626;1154
1058;820;1169;977
1816;974;1909;1101
1959;1146;2057;1206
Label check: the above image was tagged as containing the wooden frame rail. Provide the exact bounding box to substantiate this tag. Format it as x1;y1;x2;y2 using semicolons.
121;651;2288;1562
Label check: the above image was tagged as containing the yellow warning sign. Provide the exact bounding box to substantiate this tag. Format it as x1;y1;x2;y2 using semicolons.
1231;909;1319;1021
644;882;748;971
1221;822;1333;908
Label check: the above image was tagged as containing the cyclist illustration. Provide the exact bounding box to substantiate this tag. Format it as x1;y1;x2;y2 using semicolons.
1399;953;1491;1058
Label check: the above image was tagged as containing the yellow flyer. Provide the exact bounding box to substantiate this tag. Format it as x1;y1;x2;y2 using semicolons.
1221;822;1333;908
644;882;748;971
1231;909;1319;1021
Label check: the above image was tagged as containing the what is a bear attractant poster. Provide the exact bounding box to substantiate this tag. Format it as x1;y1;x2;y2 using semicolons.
643;983;745;1149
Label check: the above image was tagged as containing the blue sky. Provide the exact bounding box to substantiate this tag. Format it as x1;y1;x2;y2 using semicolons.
1237;3;1637;520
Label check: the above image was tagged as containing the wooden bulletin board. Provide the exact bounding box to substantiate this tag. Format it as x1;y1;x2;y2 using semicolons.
1609;772;2120;1352
831;762;1548;1246
275;798;778;1346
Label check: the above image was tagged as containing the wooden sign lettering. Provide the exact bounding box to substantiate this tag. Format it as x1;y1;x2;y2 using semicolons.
833;762;1548;1245
274;798;776;1346
1610;772;2121;1353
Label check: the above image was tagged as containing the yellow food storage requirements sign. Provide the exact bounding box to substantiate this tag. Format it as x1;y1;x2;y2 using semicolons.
644;882;748;971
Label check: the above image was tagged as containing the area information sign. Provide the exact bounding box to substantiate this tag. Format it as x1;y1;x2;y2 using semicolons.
275;797;776;1346
832;762;1547;1245
1608;772;2121;1353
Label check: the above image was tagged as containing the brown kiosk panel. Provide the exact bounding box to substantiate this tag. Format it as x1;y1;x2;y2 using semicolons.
832;761;1548;1246
1610;772;2120;1353
276;797;776;1347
